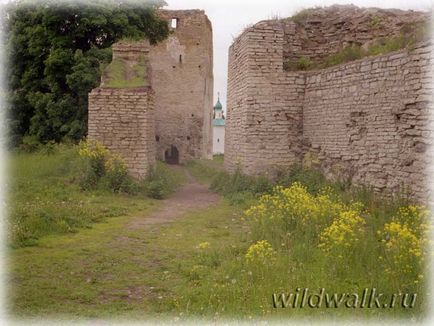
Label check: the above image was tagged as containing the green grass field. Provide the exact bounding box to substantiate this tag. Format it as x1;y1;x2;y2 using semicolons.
7;147;429;322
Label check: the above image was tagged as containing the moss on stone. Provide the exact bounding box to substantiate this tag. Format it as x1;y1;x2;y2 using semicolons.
283;14;430;71
102;54;148;88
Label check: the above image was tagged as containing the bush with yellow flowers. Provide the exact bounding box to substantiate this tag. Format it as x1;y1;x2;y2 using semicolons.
78;140;133;192
103;153;130;192
79;139;108;179
318;209;366;258
379;205;431;285
245;182;363;248
245;240;277;266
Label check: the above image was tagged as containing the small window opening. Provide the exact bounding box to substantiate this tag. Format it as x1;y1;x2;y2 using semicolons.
171;18;178;29
156;135;160;142
179;54;182;63
217;138;220;143
187;136;191;140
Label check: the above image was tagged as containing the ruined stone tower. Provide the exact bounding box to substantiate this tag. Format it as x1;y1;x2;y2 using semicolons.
150;10;213;164
88;9;213;177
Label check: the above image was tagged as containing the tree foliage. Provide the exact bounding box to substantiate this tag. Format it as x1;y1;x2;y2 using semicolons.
4;0;169;146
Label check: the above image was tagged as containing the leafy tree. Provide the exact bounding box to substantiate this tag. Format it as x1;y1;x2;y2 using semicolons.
3;0;169;146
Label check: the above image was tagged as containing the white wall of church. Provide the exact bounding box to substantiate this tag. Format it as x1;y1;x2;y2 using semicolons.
213;126;225;154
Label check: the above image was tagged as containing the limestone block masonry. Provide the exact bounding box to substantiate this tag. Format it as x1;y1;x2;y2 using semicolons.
88;9;213;177
303;45;434;201
280;5;430;68
225;7;433;201
149;10;213;163
88;88;156;179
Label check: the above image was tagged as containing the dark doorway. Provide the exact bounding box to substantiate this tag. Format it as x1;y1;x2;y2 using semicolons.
165;145;179;164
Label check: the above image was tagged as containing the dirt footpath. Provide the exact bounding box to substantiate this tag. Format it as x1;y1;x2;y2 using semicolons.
127;167;220;229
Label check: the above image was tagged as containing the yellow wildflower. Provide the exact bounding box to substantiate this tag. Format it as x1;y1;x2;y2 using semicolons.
245;240;277;265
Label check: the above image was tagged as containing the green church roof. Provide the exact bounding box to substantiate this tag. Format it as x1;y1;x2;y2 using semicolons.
213;118;225;126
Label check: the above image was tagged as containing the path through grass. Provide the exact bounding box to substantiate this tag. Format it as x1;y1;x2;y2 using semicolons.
8;151;427;322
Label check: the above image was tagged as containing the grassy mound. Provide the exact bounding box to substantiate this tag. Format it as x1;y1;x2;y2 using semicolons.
102;54;148;88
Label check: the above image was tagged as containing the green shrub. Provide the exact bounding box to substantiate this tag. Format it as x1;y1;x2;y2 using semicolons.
209;171;228;193
283;57;313;71
145;180;167;199
322;44;364;67
251;175;273;194
210;168;273;198
9;220;38;247
282;19;429;71
9;143;184;247
8;145;135;247
275;164;328;194
102;154;131;193
19;135;42;153
225;168;254;193
79;140;108;179
143;162;184;199
79;163;100;190
226;191;255;207
297;56;312;70
367;37;406;56
78;140;138;193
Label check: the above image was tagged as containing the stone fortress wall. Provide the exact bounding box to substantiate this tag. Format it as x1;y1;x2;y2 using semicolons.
281;5;429;67
88;41;156;179
224;5;433;201
88;10;213;177
88;87;156;179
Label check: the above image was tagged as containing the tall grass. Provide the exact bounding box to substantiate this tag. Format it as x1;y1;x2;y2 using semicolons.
143;162;185;199
10;153;430;319
8;144;184;247
102;54;148;88
176;159;429;318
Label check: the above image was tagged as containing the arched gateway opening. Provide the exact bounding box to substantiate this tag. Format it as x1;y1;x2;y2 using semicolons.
165;145;179;164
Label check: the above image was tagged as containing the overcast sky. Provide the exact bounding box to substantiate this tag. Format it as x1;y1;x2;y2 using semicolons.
165;0;433;111
1;0;432;110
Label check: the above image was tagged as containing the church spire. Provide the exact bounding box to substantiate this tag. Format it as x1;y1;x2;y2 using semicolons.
214;93;222;111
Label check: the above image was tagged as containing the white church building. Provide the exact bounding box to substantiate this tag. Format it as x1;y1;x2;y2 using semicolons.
212;97;225;154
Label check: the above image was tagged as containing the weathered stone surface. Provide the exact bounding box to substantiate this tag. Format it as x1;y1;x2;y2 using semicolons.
303;46;433;201
149;10;213;163
225;6;433;202
88;87;156;179
280;5;429;68
88;9;213;176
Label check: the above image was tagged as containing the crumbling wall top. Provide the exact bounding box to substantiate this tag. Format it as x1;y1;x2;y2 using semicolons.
232;5;431;69
112;40;150;61
157;9;212;30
